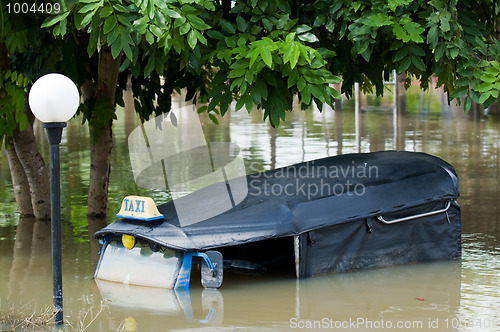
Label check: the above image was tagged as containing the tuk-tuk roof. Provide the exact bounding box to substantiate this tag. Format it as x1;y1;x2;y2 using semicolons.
95;151;459;251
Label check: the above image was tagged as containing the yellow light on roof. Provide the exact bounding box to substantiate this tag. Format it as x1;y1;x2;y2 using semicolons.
116;196;164;221
122;234;135;249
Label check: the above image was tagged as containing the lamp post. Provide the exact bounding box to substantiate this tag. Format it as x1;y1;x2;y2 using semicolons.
28;73;80;326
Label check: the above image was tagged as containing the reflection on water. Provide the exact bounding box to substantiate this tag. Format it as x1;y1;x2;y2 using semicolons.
1;85;500;330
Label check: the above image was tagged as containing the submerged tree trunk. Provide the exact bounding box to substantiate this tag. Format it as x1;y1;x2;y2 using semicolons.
5;138;34;217
12;119;51;219
86;47;122;218
87;123;113;218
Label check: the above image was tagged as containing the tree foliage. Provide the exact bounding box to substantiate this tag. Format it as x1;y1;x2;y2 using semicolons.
0;2;63;144
40;0;342;128
38;0;500;127
298;0;500;111
2;0;500;131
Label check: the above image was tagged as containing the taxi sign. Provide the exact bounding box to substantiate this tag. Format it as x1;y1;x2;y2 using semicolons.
116;196;164;221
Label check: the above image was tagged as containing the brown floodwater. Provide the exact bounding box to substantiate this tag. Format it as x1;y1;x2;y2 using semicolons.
1;85;499;331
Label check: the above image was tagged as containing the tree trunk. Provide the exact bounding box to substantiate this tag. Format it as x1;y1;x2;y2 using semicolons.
5;138;34;217
86;47;122;218
87;123;113;218
12;120;51;219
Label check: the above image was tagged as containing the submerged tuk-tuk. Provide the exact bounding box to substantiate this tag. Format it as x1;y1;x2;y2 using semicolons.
94;151;461;290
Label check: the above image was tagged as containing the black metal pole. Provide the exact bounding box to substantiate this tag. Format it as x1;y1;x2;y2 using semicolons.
43;122;66;326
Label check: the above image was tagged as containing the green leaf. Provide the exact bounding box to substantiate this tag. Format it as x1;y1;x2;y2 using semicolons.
165;9;181;18
144;55;156;78
249;48;260;68
398;56;411;73
117;15;132;27
236;16;248;32
295;25;312;34
207;30;225;40
110;38;123;59
393;19;424;43
88;29;99;57
434;44;445;61
230;77;244;91
100;6;113;18
478;91;492;104
262;18;273;31
464;96;472;112
80;11;96;27
174;16;186;28
187;30;197;49
411;56;426;71
122;40;133;60
10;71;17;84
394;47;408;62
145;31;155;44
18;114;28;132
290;44;300;69
409;45;425;57
53;20;67;36
103;16;117;34
260;46;273;68
481;74;498;83
245;70;254;84
455;77;470;87
187;14;211;30
255;79;268;100
301;86;311;104
220;20;236;34
244;95;254;112
449;47;459;59
427;25;438;44
235;95;247;111
196;31;207;45
326;85;341;100
208;113;219;124
313;14;327;27
41;11;70;28
150;25;163;37
469;89;480;103
228;68;246;78
113;4;127;12
179;23;191;35
362;13;392;27
450;86;468;99
79;2;101;13
297;76;306;91
225;36;237;48
283;42;293;64
298;33;318;43
476;82;493;92
309;85;325;102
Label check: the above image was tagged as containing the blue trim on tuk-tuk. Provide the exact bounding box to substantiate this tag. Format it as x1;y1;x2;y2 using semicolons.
174;251;217;290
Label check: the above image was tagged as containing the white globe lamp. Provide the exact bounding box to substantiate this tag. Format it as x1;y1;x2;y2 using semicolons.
28;73;80;123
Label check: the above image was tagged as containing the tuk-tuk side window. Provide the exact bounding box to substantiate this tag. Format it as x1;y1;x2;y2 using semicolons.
95;239;182;289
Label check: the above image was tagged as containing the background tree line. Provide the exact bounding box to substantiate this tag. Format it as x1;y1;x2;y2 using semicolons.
1;0;499;224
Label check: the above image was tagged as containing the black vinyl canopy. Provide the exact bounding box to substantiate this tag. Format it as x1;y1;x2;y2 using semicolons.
95;151;459;251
